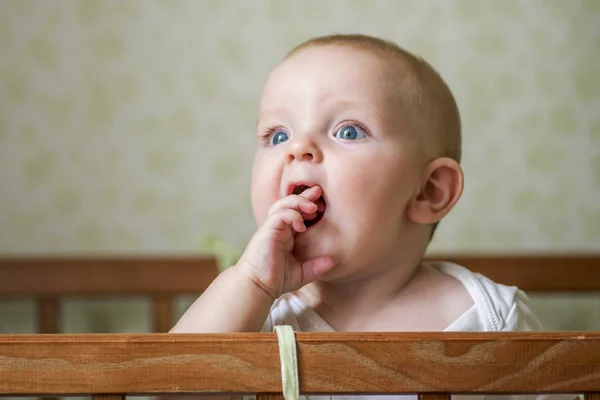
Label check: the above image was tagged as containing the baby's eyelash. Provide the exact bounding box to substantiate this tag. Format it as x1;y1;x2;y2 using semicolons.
256;126;278;145
256;121;370;145
339;120;371;136
262;127;276;136
352;121;369;133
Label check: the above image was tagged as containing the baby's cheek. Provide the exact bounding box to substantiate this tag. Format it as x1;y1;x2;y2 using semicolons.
250;182;279;225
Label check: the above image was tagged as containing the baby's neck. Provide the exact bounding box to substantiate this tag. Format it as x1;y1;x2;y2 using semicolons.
295;257;426;332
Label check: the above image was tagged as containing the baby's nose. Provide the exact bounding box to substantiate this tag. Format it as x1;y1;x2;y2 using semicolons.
286;138;322;163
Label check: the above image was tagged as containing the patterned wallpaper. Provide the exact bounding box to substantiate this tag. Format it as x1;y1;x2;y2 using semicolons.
1;0;599;256
0;1;599;335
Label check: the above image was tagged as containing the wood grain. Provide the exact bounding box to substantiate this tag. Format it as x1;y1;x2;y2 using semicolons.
0;255;219;296
0;332;598;396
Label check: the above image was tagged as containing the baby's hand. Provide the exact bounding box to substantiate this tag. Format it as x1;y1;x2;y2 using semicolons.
234;186;334;300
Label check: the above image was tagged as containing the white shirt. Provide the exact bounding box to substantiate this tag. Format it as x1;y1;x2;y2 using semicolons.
257;262;575;400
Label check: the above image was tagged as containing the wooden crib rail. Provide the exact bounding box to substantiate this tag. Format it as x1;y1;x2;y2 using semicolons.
1;253;597;296
0;255;218;296
0;332;599;397
0;255;219;333
424;254;600;292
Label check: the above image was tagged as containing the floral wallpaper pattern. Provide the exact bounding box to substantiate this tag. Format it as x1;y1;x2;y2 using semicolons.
0;1;598;333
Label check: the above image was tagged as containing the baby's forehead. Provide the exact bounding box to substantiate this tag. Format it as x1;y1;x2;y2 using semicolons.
258;47;426;135
260;39;461;162
264;46;411;102
278;44;411;77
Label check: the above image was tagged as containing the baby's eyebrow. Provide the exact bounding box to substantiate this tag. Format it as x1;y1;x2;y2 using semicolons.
255;115;283;128
255;95;395;131
258;104;291;118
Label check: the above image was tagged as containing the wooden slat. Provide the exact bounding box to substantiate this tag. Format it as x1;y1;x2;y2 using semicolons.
424;254;600;291
0;332;598;396
419;394;451;400
0;256;219;296
257;395;284;400
152;295;173;333
92;395;125;400
37;298;60;400
584;393;600;400
36;297;60;400
37;297;60;333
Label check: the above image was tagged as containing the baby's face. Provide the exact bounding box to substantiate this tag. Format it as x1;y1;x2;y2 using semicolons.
251;46;424;279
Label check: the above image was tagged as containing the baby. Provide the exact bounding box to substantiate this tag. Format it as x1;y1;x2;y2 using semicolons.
169;34;558;399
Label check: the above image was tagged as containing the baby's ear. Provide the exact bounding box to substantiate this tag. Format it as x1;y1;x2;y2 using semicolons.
406;157;464;225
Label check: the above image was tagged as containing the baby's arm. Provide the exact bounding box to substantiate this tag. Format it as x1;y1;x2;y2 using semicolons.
157;187;334;400
153;267;273;400
171;266;274;333
173;185;333;335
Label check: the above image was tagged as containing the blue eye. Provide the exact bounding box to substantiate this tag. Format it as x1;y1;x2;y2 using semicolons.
334;125;367;140
270;130;289;145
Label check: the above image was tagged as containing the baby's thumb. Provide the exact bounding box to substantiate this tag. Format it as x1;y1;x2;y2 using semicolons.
299;256;335;287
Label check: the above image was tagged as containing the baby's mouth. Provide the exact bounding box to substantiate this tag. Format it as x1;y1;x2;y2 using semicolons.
292;184;326;228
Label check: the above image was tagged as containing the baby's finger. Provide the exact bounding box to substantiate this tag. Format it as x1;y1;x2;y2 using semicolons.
298;255;335;286
298;185;322;201
267;208;306;233
268;195;317;217
301;212;318;221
